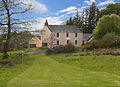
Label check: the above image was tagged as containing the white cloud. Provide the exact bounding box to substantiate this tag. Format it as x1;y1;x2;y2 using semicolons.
30;16;64;31
55;6;77;15
98;0;115;6
21;0;48;13
66;9;82;14
84;1;91;5
55;5;87;15
84;0;96;5
59;6;77;13
66;11;77;14
91;0;96;2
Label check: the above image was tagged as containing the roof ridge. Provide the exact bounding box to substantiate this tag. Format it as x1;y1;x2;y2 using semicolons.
47;25;81;33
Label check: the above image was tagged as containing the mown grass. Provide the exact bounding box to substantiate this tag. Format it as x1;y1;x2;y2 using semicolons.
0;48;33;87
4;54;120;87
49;54;120;76
0;48;32;57
0;54;36;87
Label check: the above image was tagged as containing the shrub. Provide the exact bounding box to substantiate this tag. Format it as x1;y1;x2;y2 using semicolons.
46;49;54;55
112;35;120;48
97;33;115;48
46;43;77;55
80;44;92;51
93;14;120;40
81;33;120;51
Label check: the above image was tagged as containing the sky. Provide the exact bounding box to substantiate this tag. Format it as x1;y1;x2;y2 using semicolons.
23;0;120;30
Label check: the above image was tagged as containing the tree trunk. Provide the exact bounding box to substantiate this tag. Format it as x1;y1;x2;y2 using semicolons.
2;0;11;59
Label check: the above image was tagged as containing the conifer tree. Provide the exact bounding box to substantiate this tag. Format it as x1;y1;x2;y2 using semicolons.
82;2;99;33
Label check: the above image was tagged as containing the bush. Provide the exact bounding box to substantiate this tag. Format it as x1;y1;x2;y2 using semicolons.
81;33;120;51
46;43;77;55
97;33;115;48
112;35;120;48
46;49;54;55
80;44;92;51
93;14;120;40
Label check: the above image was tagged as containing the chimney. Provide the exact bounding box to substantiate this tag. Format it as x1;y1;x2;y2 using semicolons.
45;20;48;26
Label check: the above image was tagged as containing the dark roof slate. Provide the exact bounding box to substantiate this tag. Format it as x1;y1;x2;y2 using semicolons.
83;34;92;41
47;25;81;33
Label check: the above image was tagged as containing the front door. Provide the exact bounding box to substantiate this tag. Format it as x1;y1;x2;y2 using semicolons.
30;44;36;48
42;43;47;48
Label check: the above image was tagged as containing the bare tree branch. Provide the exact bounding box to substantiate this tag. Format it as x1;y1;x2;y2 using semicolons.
0;22;8;25
10;8;31;16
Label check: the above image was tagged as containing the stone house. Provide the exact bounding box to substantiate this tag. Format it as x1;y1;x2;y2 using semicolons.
29;36;42;48
41;20;83;48
82;34;93;45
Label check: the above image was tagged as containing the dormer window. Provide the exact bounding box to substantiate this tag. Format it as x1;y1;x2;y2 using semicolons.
57;33;59;37
75;33;78;37
66;33;69;37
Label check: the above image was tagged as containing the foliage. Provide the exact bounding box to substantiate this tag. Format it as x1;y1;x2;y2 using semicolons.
73;11;83;28
112;34;120;48
9;31;33;50
82;33;120;50
46;49;54;55
46;43;77;55
93;14;120;40
0;0;33;59
66;2;99;34
66;17;73;25
98;3;120;18
96;33;115;48
93;49;120;55
80;44;93;51
82;2;99;33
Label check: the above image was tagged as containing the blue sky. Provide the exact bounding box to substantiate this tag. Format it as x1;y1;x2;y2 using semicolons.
24;0;120;30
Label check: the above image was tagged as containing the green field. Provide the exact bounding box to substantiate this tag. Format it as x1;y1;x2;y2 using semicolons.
0;48;32;57
0;53;120;87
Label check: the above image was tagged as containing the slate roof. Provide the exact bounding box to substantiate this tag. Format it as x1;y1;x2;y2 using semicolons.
83;34;92;41
47;25;81;33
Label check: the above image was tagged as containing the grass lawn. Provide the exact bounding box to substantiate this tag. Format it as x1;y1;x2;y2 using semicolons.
0;48;32;57
0;54;35;87
0;53;119;87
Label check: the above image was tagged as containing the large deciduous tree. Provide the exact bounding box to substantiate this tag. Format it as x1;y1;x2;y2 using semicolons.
93;14;120;40
0;0;33;59
98;3;120;18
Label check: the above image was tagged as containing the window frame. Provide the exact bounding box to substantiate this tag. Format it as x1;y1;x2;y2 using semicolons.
75;40;78;45
57;40;60;45
75;33;78;37
67;40;69;44
56;33;59;38
66;33;69;37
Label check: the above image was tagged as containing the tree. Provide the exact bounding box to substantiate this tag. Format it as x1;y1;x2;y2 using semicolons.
98;3;120;18
82;7;89;33
66;17;73;25
9;31;33;50
48;33;56;48
93;14;120;40
82;2;99;33
88;2;99;33
0;0;33;59
73;11;83;28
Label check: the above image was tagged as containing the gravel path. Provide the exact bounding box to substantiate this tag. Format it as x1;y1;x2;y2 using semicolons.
27;49;47;54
